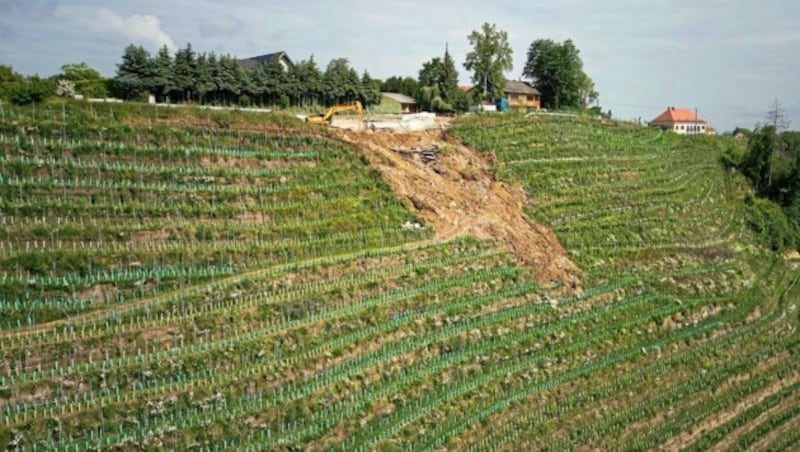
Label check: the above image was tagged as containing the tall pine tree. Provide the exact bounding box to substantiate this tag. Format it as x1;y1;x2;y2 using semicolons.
173;43;197;102
114;44;154;100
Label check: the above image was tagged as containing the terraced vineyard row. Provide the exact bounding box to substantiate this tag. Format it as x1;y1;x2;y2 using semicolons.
451;114;799;450
0;103;797;449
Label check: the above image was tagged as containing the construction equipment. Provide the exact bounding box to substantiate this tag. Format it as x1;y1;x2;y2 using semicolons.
306;101;364;125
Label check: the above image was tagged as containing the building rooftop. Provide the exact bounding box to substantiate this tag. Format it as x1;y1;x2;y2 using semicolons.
504;80;541;95
382;92;417;104
237;52;293;71
651;106;707;124
458;81;541;96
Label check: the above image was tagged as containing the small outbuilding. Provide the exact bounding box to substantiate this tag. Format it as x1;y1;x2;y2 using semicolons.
503;80;541;110
381;92;419;114
460;81;541;111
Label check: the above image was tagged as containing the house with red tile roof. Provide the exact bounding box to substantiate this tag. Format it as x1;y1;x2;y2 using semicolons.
650;106;715;135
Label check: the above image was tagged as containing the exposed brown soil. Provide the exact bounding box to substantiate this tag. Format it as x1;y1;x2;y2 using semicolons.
75;283;119;305
132;230;170;245
334;129;582;294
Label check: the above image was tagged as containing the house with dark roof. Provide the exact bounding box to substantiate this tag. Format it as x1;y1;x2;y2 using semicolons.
650;107;715;135
237;52;294;72
381;92;419;114
461;80;541;111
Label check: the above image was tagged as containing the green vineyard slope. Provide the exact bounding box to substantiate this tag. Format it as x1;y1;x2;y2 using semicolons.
0;104;797;450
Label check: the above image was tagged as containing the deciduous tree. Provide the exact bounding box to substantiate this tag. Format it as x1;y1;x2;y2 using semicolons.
382;76;419;99
0;64;24;100
523;38;596;110
60;62;107;97
464;23;513;100
741;125;779;197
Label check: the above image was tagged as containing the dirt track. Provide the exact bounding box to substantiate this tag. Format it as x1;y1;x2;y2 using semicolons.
335;129;582;294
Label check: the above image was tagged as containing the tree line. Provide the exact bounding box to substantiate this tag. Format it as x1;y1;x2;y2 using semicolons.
383;23;600;113
2;22;601;114
727;101;800;251
114;43;380;108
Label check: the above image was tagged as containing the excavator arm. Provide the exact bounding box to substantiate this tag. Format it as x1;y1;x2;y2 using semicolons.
306;101;363;124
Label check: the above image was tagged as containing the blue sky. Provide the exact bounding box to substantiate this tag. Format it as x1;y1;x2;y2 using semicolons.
1;0;798;131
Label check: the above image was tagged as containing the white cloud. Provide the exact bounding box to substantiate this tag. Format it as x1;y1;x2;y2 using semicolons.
91;7;176;50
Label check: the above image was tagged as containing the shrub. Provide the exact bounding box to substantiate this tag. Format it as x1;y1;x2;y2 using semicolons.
743;195;796;251
8;77;56;105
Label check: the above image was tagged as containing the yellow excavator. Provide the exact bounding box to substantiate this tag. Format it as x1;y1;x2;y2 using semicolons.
305;101;364;125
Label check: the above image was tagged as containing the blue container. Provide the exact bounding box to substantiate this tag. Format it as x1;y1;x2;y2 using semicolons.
495;97;509;112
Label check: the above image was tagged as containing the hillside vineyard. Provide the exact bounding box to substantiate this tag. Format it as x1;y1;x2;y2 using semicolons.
0;103;798;450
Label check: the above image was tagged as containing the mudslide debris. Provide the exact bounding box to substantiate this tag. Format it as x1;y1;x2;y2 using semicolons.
336;129;582;294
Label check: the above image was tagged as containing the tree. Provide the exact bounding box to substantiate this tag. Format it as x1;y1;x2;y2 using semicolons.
194;52;215;104
765;99;791;132
59;62;107;97
206;53;221;104
382;76;419;99
213;55;242;105
360;70;381;107
250;61;270;106
348;68;364;105
8;76;55;105
114;44;154;100
523;38;596;110
173;43;197;102
418;45;460;112
451;88;472;112
0;64;24;100
441;45;459;104
151;45;176;102
236;64;256;107
463;23;513;100
323;58;360;106
258;58;289;106
290;57;324;106
577;71;598;108
418;59;444;93
741;125;780;197
418;57;448;111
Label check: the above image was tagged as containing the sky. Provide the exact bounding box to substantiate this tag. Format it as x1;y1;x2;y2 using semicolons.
0;0;798;132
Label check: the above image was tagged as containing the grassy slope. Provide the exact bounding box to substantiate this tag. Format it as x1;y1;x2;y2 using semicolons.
0;103;797;450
